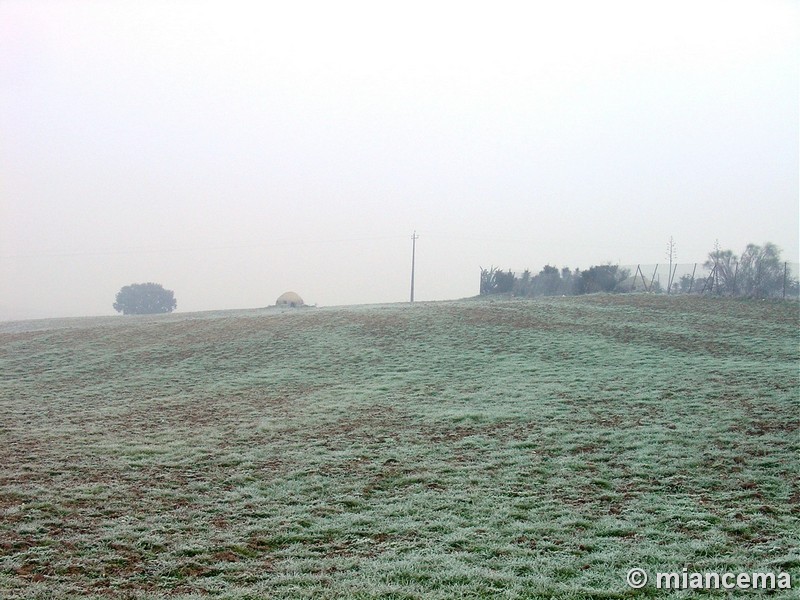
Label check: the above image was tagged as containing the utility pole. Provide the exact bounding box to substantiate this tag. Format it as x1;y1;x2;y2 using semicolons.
410;231;419;303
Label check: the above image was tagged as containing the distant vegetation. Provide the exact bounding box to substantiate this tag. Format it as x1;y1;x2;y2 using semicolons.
482;241;798;299
481;264;629;296
113;282;177;315
702;242;796;299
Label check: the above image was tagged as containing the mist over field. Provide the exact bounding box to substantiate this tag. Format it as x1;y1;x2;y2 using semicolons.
1;1;799;597
1;0;798;320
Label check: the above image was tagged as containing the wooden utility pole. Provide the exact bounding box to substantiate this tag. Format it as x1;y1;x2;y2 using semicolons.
410;231;419;302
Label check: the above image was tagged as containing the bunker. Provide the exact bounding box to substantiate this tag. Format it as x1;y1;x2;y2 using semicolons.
275;291;304;308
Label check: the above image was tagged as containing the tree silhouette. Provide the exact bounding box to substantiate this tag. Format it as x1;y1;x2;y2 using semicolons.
113;283;177;315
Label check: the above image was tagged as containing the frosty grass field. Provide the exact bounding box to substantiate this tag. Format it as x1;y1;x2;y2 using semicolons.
1;294;798;599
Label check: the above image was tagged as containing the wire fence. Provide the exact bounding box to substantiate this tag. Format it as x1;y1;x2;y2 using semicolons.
618;262;799;298
481;262;800;299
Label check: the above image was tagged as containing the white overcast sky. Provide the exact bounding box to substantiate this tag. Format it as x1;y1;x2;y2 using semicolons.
1;0;798;320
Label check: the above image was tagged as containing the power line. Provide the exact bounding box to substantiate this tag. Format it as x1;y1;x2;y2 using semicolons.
0;234;408;260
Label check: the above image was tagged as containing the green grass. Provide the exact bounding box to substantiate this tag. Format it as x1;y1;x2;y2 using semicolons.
1;295;798;598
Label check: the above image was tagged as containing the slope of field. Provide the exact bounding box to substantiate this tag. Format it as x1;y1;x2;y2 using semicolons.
1;295;798;599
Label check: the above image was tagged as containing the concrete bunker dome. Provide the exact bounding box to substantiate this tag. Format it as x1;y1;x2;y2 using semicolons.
276;291;304;307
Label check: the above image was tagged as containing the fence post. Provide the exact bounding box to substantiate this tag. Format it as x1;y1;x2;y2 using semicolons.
784;262;788;299
670;263;678;294
701;264;715;294
649;264;659;293
637;265;648;292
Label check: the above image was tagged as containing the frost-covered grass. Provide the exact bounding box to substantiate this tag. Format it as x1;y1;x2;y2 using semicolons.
1;295;798;599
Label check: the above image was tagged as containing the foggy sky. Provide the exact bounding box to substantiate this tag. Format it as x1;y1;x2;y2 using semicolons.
2;1;798;321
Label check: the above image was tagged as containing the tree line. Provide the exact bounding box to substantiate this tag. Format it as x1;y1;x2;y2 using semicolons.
480;241;798;299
